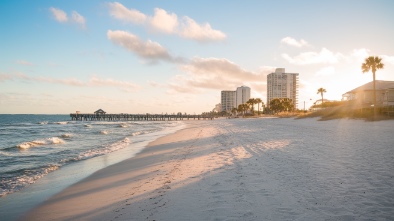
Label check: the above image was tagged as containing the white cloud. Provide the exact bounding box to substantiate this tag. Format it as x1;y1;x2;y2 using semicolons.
148;81;166;88
351;48;370;63
381;55;394;65
315;66;336;76
0;73;13;82
89;76;140;91
179;16;226;42
281;37;309;48
107;2;147;24
107;3;226;42
149;8;178;34
283;46;394;67
71;11;86;28
282;48;344;65
50;7;68;22
168;57;271;94
38;76;86;86
49;7;86;28
17;60;34;66
107;30;182;63
0;72;141;92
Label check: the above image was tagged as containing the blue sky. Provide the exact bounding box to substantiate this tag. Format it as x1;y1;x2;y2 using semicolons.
1;0;393;114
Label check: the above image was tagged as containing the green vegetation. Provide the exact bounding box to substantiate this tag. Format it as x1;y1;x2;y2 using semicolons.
255;98;263;115
269;98;294;114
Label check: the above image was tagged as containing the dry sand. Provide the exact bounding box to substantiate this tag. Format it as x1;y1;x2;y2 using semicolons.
20;118;394;221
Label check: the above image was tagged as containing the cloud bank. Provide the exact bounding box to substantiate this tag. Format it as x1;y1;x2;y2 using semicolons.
107;30;185;63
281;37;309;48
0;73;140;92
168;57;273;94
107;2;226;42
282;48;344;65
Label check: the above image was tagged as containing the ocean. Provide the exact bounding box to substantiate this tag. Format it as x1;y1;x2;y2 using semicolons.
0;114;184;199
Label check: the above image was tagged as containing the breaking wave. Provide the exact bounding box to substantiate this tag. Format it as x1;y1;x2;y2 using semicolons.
16;137;65;149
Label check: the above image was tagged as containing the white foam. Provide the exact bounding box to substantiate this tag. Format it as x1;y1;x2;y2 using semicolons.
100;130;109;135
0;165;59;197
131;129;160;136
131;131;143;136
55;122;68;125
47;137;65;144
84;124;92;128
67;137;131;162
16;137;65;149
61;133;73;138
38;121;48;125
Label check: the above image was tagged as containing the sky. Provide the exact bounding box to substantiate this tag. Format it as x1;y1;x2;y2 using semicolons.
1;0;394;114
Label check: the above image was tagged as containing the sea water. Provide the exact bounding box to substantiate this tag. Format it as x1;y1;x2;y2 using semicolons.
0;114;184;218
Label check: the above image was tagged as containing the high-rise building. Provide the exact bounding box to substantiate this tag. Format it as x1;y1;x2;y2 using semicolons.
267;68;299;108
221;90;236;112
236;86;251;107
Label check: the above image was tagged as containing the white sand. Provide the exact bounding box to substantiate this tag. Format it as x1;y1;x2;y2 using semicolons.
20;118;394;221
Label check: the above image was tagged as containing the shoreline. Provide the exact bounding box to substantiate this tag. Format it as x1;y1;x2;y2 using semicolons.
0;121;185;221
19;120;207;220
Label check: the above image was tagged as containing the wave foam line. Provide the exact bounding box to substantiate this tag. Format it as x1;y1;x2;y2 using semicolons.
16;137;65;149
0;165;59;197
63;137;131;163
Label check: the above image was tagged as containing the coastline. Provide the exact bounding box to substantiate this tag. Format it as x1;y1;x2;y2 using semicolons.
0;121;184;221
19;120;209;221
18;118;394;220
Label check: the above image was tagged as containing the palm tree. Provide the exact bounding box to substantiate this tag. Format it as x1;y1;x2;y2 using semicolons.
255;98;262;115
238;104;249;116
282;98;294;112
317;88;326;106
246;98;256;114
237;104;245;116
231;107;237;116
362;56;384;117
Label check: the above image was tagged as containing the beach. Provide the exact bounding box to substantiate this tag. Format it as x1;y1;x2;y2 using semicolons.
20;118;394;221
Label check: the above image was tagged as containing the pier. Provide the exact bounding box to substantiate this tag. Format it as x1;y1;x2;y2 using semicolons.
70;113;213;121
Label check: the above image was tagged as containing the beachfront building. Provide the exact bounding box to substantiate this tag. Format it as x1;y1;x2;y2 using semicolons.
342;80;394;106
236;86;251;107
267;68;299;108
221;91;236;112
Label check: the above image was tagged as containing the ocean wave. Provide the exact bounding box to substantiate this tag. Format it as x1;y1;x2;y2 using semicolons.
131;129;160;136
55;122;68;125
84;124;92;128
63;137;131;163
100;130;109;135
61;133;73;138
16;137;65;149
38;121;48;125
119;123;128;128
0;150;15;157
0;165;59;197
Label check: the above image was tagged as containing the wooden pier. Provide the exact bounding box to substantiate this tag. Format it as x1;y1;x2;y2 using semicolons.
70;113;213;121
